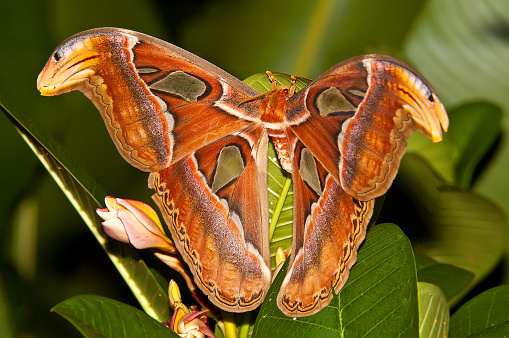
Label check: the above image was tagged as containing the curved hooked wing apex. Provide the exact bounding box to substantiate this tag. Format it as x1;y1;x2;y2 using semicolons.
38;29;448;317
37;28;261;172
276;55;447;316
287;55;448;201
37;28;270;314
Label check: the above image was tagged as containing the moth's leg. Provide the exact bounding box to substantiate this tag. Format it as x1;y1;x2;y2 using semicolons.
266;71;296;97
288;75;297;97
266;71;277;90
239;71;279;106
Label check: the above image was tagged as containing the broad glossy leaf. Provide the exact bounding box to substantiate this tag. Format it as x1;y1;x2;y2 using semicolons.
415;254;473;304
449;285;509;337
447;102;503;188
404;0;509;108
406;130;454;184
418;282;449;338
52;295;178;337
404;0;509;223
395;155;505;301
243;72;311;92
252;223;419;337
0;99;171;322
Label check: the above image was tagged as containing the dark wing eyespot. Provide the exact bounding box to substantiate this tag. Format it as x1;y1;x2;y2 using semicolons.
53;51;62;62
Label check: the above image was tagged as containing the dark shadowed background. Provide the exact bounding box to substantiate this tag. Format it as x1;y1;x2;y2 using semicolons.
1;0;508;336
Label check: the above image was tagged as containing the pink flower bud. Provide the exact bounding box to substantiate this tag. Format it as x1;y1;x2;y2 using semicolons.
97;197;175;253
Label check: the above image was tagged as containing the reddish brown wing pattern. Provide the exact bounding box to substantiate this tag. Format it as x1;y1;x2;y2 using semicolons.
131;38;264;166
287;55;448;201
37;28;271;313
277;133;374;316
277;55;447;316
150;125;271;311
37;28;261;172
38;28;448;317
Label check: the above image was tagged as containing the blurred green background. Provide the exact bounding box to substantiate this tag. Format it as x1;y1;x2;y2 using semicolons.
1;0;508;336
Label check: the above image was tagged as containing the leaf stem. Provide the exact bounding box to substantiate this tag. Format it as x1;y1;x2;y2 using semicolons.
221;310;238;338
238;312;251;338
270;176;292;240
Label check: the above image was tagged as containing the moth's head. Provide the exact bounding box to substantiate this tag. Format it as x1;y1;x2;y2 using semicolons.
37;32;103;96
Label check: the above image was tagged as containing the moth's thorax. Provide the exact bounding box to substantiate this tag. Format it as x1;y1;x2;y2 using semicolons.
259;85;292;172
260;85;289;125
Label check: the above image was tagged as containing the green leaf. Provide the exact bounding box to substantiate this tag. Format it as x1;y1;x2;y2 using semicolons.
404;0;509;108
252;223;419;337
52;295;178;338
419;190;504;284
404;0;509;227
449;285;509;337
418;282;449;338
406;132;455;184
243;72;312;93
415;254;474;304
407;103;503;190
0;99;171;322
394;154;505;303
447;102;503;188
